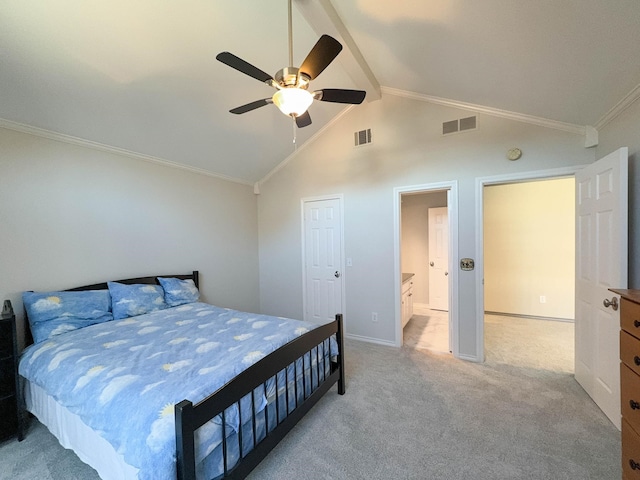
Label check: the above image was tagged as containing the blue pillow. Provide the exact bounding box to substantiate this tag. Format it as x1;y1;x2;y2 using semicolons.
23;290;113;343
107;282;167;320
157;277;200;307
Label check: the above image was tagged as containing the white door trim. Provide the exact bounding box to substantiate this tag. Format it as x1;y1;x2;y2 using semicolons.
474;165;587;362
301;194;346;323
393;181;459;356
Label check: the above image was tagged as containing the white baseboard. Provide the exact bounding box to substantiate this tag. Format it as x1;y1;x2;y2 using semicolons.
485;311;574;323
457;353;482;363
345;333;397;348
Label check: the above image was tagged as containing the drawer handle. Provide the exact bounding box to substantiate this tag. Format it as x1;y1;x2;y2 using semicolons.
635;356;640;366
631;400;640;410
631;459;640;470
635;320;640;328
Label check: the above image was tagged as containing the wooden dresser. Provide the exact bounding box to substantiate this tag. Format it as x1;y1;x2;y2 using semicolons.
611;289;640;479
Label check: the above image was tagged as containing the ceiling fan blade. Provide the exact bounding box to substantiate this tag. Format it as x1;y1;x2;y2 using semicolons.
295;111;312;128
216;52;275;84
299;35;343;80
229;98;273;115
317;88;366;104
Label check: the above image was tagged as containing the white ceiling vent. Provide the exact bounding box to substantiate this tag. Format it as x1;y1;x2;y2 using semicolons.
442;115;477;135
354;128;372;147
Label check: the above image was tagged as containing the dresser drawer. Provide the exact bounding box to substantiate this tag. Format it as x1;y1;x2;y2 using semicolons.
622;363;640;433
622;298;640;339
623;419;640;479
622;331;640;376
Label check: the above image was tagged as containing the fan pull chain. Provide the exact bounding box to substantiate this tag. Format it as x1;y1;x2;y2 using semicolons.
292;116;297;148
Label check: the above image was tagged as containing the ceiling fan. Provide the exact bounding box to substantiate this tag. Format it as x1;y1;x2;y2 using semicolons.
216;0;366;128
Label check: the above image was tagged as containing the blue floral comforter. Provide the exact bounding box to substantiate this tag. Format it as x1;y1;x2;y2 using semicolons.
19;302;328;479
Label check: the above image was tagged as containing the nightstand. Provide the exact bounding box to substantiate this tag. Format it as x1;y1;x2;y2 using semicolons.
0;300;22;442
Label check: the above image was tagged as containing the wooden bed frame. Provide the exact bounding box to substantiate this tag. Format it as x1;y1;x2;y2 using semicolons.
21;270;345;479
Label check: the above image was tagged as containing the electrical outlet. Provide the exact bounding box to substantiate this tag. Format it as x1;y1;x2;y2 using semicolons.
540;295;546;304
372;312;378;322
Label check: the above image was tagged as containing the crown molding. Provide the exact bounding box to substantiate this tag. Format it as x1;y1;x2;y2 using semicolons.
0;118;253;186
594;83;640;130
381;86;586;136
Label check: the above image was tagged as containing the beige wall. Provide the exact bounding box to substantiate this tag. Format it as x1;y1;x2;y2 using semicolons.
484;178;575;319
258;93;594;357
0;127;260;348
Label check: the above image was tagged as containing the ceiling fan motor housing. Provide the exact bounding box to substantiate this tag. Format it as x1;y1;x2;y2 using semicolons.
275;67;311;89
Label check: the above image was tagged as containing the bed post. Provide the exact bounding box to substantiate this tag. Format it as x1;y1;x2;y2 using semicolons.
336;313;346;395
191;271;199;289
175;400;196;480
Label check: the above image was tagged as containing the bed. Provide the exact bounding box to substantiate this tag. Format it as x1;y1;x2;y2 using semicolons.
14;271;345;479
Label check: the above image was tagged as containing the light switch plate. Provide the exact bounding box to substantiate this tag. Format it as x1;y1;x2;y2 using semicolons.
460;258;474;271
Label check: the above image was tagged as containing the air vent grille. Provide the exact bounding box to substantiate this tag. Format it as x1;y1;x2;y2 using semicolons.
442;120;458;135
442;115;477;135
459;116;477;131
354;128;372;147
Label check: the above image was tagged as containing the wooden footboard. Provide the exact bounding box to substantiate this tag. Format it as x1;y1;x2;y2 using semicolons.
175;314;345;480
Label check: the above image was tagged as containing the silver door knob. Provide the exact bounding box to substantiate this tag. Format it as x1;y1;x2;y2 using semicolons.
603;297;618;311
445;272;448;276
334;271;341;278
430;262;434;267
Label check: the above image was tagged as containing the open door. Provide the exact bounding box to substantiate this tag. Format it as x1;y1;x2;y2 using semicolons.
428;207;449;311
575;147;628;430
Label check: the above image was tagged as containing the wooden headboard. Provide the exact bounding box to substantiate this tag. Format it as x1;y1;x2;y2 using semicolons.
24;271;199;347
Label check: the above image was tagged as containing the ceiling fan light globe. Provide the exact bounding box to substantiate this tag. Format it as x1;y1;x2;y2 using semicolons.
272;88;313;117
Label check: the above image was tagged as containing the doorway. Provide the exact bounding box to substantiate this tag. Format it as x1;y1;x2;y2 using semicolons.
393;181;459;356
483;177;575;372
476;150;628;428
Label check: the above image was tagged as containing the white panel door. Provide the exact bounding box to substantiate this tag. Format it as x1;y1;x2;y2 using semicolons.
303;198;343;324
428;207;449;311
575;147;628;430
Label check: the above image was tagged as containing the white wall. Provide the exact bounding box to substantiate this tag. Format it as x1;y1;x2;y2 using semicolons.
0;127;260;347
596;98;640;288
401;192;447;305
484;178;575;319
257;93;594;357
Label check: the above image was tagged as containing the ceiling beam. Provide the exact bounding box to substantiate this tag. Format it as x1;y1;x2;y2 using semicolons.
294;0;381;102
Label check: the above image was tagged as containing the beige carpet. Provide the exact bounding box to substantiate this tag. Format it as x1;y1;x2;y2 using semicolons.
404;311;574;373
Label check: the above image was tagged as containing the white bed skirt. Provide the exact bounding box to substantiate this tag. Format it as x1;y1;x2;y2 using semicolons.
25;379;139;480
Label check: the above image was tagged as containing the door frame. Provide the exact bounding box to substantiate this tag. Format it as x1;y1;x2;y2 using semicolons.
393;181;459;355
474;165;585;362
301;194;346;324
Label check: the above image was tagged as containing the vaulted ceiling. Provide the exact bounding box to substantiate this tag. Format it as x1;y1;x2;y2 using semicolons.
2;1;640;184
